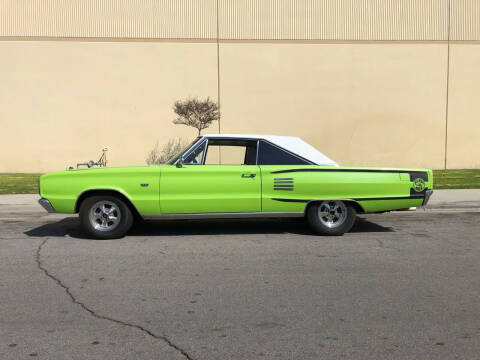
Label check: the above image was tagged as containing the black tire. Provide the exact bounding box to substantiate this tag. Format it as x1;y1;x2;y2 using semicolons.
79;195;133;239
307;200;357;236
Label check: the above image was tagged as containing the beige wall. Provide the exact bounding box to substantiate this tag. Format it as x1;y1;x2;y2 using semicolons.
0;41;217;172
1;39;480;172
0;0;480;171
446;43;480;168
219;42;448;169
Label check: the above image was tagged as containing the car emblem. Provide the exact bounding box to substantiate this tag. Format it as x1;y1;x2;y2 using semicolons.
412;178;426;192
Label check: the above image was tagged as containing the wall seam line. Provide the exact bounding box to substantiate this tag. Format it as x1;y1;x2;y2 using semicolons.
216;0;221;135
444;0;451;170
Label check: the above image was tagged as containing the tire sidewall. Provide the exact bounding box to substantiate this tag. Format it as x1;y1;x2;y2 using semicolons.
79;195;133;239
307;201;357;236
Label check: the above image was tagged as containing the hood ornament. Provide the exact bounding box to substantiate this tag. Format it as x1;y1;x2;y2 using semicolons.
68;148;108;170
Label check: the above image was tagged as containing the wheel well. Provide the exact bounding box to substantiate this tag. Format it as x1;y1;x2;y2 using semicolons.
75;190;142;219
305;199;365;214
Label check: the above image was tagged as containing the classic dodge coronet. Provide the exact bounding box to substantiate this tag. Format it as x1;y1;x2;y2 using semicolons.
39;134;433;239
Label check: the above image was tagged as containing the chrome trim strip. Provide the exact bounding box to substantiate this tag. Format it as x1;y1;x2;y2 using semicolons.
356;195;425;201
267;197;367;213
143;212;304;220
272;195;425;202
422;190;434;207
38;198;55;213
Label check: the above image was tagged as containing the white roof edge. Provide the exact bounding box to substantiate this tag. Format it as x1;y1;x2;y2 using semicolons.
202;134;338;166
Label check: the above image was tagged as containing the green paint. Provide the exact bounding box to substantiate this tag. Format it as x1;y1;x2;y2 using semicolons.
40;167;161;214
39;164;434;215
159;165;261;214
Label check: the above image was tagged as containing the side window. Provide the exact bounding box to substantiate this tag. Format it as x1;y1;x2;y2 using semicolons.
257;140;310;165
183;141;206;165
205;145;245;165
204;140;257;165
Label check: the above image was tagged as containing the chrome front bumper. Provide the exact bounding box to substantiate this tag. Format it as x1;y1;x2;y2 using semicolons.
422;190;434;207
38;198;55;213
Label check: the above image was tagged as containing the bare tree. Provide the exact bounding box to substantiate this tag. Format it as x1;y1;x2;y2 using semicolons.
146;138;189;165
173;97;219;135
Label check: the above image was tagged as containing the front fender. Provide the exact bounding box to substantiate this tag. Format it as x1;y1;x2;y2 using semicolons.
39;167;160;214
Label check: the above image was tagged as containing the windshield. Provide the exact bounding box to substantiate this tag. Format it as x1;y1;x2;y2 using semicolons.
167;136;202;165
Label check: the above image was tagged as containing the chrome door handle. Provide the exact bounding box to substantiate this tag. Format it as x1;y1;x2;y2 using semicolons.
241;173;256;178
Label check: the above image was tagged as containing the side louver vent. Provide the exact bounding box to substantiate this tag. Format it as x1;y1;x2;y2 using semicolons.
273;177;294;191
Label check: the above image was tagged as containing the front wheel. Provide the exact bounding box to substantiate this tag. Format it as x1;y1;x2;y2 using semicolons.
307;200;356;236
79;195;133;239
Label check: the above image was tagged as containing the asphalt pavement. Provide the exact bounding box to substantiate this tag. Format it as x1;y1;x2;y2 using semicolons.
1;192;479;360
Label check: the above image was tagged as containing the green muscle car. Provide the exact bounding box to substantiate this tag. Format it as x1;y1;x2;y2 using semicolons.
38;134;433;239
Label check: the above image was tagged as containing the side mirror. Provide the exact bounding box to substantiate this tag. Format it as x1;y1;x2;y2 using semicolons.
176;159;184;168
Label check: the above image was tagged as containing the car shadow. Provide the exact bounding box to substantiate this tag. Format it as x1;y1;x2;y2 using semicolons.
24;216;393;239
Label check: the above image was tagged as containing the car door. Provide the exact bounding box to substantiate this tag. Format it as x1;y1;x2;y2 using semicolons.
257;140;313;213
159;139;261;214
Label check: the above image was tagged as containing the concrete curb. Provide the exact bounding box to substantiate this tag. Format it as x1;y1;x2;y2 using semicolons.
424;189;480;210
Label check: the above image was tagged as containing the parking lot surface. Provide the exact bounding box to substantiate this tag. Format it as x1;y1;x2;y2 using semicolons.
1;194;479;360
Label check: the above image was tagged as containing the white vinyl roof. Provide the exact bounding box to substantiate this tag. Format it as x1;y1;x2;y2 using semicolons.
202;134;338;166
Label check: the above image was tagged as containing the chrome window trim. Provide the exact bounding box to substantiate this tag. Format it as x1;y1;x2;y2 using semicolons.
198;136;314;166
177;138;207;166
168;136;202;165
188;137;260;166
201;138;208;165
173;135;317;168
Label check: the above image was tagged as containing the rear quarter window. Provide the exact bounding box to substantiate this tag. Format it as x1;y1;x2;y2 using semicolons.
257;140;311;165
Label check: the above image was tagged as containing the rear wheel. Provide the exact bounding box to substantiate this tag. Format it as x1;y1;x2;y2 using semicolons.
79;195;133;239
307;200;356;236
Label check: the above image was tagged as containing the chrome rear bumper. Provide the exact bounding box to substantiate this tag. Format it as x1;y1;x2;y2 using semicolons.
38;198;55;213
422;190;433;207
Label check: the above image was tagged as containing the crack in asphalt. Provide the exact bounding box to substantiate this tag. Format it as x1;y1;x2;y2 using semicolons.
375;239;401;253
35;239;195;360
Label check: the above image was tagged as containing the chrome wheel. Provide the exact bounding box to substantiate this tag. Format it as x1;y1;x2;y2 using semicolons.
89;201;121;232
317;201;347;229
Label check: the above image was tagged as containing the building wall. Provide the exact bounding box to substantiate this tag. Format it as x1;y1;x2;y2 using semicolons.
447;43;480;168
0;41;218;171
0;0;452;40
219;42;448;169
1;0;479;172
0;0;218;39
